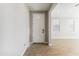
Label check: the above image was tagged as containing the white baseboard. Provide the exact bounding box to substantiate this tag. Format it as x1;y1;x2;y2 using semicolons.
21;42;48;56
21;47;28;56
21;45;30;56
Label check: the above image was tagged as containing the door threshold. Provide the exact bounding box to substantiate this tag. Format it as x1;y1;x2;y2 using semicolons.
33;42;48;44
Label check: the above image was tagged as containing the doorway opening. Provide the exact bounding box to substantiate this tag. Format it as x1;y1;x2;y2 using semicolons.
30;11;49;44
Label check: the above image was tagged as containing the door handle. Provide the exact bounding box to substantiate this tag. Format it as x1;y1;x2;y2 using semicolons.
42;29;45;33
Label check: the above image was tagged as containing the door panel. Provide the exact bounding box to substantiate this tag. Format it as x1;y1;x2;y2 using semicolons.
32;13;45;43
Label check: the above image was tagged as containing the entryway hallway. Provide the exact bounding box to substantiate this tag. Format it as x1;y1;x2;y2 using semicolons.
23;3;79;56
1;3;79;56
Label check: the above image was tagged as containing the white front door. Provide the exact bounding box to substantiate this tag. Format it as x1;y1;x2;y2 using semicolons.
32;13;45;43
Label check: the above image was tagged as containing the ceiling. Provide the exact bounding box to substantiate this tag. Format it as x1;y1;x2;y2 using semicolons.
27;3;52;11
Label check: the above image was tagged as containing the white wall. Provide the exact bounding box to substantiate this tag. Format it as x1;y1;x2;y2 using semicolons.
49;3;79;39
48;3;79;55
0;4;30;56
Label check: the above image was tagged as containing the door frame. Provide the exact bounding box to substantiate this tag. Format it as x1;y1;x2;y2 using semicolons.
29;11;49;44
